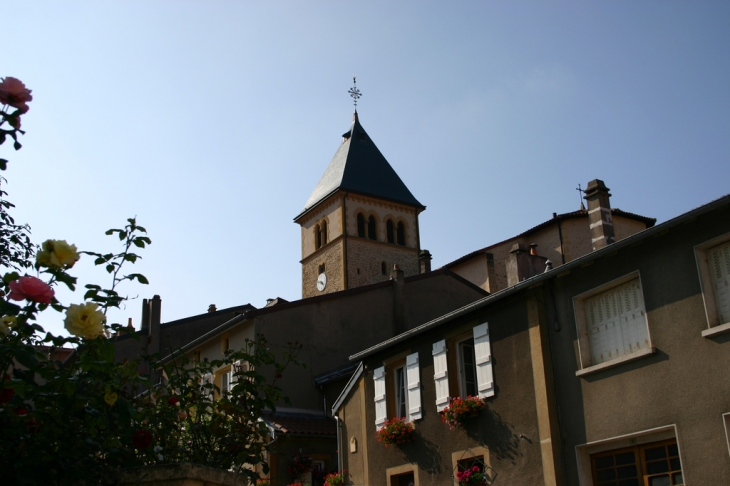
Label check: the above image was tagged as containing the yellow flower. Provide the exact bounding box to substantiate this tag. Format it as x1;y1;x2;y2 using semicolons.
104;391;118;406
64;303;105;339
36;240;80;268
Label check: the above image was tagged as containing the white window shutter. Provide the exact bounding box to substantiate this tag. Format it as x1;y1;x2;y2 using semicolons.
432;340;450;411
586;279;648;364
473;323;494;398
405;353;422;421
373;366;387;430
710;242;730;324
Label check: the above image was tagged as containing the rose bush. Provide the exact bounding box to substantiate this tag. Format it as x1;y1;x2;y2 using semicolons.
0;78;303;486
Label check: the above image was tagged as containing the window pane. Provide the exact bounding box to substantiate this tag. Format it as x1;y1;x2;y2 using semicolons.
618;480;639;486
646;460;669;475
667;443;678;457
595;455;615;469
597;469;617;482
645;446;667;461
669;458;680;471
615;451;636;465
617;465;637;479
672;472;683;485
648;476;670;486
395;367;406;418
459;339;477;397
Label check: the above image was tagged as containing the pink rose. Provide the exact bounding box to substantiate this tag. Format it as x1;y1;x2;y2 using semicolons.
0;77;33;113
8;276;54;304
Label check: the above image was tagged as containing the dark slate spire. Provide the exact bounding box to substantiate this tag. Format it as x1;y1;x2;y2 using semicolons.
297;113;423;218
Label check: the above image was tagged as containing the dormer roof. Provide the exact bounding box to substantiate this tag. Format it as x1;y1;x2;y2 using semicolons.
295;112;424;221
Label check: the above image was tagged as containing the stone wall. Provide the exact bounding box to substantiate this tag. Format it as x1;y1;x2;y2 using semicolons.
302;239;344;298
346;238;419;288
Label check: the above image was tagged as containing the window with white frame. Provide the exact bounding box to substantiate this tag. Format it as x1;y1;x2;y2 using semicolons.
373;352;422;430
574;273;651;372
394;364;407;419
457;337;477;398
432;322;494;412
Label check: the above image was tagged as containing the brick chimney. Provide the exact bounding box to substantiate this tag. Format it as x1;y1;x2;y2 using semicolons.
584;179;615;250
506;243;547;287
140;295;162;355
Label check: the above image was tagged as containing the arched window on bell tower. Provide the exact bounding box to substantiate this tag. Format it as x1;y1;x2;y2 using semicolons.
397;222;406;246
315;224;322;249
386;219;395;244
357;213;366;237
368;215;377;240
321;220;328;245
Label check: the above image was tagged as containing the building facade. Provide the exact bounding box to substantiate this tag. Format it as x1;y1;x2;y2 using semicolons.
334;194;730;485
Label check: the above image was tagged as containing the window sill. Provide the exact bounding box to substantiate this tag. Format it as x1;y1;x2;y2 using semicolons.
576;347;656;377
701;322;730;338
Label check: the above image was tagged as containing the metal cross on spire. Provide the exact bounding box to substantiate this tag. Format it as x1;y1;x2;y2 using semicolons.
348;75;362;111
577;183;586;210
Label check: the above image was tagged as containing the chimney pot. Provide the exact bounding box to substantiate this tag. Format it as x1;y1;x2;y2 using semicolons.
530;243;538;256
208;304;217;313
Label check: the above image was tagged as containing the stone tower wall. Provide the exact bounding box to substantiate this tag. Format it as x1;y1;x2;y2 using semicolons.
344;195;419;248
300;197;344;259
346;238;419;288
302;238;345;299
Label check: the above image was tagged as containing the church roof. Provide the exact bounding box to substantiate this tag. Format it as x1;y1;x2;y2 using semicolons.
296;112;424;220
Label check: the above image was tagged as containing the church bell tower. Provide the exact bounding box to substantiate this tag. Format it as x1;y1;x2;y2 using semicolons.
294;86;426;298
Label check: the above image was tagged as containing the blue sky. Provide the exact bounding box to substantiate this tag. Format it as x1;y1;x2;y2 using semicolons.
4;2;729;336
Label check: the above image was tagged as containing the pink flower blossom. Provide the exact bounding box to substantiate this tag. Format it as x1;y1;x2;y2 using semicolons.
8;276;54;304
0;77;33;114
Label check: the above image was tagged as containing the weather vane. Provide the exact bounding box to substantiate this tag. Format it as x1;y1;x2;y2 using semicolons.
348;75;362;111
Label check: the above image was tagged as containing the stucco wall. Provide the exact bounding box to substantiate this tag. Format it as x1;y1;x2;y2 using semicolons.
549;207;730;485
348;298;547;486
450;214;651;294
258;272;485;413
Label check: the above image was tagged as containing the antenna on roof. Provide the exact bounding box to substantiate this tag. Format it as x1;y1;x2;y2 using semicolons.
348;75;362;112
577;183;586;211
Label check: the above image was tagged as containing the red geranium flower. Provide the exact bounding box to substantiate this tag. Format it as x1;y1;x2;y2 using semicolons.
132;429;153;449
167;396;179;406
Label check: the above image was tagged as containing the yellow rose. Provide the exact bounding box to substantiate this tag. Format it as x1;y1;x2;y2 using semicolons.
64;303;106;339
36;240;80;268
0;316;17;336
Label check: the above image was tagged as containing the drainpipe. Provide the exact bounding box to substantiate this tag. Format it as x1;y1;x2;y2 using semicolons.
335;415;343;473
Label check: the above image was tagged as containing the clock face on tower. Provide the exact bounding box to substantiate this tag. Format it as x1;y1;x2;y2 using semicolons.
316;272;327;292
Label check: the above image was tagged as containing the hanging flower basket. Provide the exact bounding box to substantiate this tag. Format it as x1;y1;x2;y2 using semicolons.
440;396;485;430
456;465;487;486
376;417;416;447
